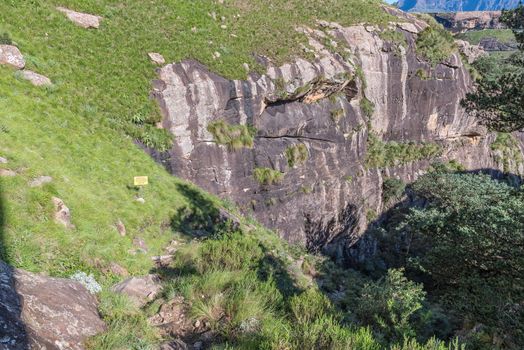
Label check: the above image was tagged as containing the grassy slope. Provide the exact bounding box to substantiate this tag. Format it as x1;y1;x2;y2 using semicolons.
457;28;516;45
0;1;463;349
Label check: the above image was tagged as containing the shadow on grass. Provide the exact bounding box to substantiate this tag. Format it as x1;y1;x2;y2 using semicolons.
0;179;30;349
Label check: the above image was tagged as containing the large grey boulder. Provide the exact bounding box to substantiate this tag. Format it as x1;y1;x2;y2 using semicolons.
0;45;25;69
0;261;105;350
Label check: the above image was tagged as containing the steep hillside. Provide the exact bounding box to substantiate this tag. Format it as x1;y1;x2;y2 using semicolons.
398;0;521;12
1;1;522;349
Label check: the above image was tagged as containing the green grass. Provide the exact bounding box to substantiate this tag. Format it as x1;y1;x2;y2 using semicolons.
457;29;516;46
285;144;309;167
253;167;284;185
207;120;256;150
365;133;442;169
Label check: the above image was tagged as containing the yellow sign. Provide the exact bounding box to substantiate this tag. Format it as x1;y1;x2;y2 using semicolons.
134;176;149;186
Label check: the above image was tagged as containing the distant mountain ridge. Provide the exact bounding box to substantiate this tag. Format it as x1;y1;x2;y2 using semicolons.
397;0;521;12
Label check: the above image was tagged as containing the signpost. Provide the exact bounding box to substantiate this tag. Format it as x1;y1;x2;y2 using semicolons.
133;176;149;186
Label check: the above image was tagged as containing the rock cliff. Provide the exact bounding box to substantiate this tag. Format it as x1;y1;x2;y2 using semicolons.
149;7;523;261
432;11;505;33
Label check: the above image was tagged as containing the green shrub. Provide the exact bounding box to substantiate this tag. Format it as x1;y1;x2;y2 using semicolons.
285;144;308;167
208;120;256;150
356;269;426;342
361;97;375;118
382;178;406;205
0;32;12;45
253;167;284;185
416;19;456;66
366;133;442;169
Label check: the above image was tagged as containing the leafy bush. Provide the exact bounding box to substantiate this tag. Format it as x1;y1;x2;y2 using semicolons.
253;167;284;185
356;269;426;342
0;32;12;45
361;97;375;118
416;18;455;66
382;178;406;205
208;120;256;150
285;144;308;167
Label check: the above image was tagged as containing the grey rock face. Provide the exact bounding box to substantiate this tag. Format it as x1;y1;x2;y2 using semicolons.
149;14;523;258
0;261;105;350
431;11;505;33
456;40;487;63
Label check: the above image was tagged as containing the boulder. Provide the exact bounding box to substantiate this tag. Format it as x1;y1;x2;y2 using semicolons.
456;39;487;64
0;261;105;350
29;175;53;187
111;274;162;307
20;70;52;86
0;45;25;69
148;52;166;65
56;7;102;29
52;197;75;229
116;219;126;237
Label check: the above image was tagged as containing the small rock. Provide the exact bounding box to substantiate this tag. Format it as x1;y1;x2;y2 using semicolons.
194;320;201;328
29;175;53;187
148;52;165;65
20;70;52;86
243;63;250;72
136;197;145;204
0;157;7;164
52;197;75;229
220;24;227;29
165;239;179;254
106;262;129;277
212;51;221;59
151;255;174;267
0;45;25;69
56;7;102;29
0;169;16;177
111;274;162;307
116;219;126;237
133;237;148;252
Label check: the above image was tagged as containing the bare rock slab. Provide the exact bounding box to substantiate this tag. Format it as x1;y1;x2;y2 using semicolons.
111;274;162;307
56;7;102;29
52;197;75;229
29;175;53;187
20;70;52;87
0;261;105;350
148;52;165;65
0;45;25;69
0;169;16;177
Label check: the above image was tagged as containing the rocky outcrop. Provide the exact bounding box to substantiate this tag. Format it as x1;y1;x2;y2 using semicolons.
431;11;505;33
0;261;105;350
52;197;75;229
456;40;487;63
148;11;523;260
398;0;521;12
478;37;519;51
20;70;52;87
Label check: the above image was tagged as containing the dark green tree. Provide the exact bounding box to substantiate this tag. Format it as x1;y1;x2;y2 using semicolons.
402;173;524;347
462;5;524;132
